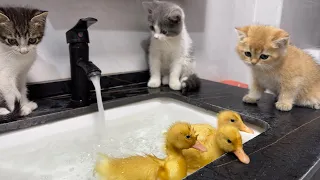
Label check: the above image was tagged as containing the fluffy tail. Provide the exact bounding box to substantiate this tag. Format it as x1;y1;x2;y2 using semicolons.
0;100;21;123
94;153;110;178
181;74;201;95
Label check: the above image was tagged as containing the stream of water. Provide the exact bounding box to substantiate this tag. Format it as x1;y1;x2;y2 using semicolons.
90;76;107;142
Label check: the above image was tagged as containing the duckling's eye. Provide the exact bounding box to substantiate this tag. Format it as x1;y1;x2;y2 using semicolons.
186;135;191;139
230;119;235;123
227;139;232;143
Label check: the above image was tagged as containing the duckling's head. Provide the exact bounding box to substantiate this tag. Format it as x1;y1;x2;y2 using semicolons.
166;122;207;152
216;125;250;164
218;110;254;134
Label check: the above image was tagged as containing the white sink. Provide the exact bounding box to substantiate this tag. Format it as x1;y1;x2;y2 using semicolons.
0;98;264;180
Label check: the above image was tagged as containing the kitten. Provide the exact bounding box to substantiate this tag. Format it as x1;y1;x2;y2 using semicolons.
235;25;320;111
0;6;48;121
142;0;200;94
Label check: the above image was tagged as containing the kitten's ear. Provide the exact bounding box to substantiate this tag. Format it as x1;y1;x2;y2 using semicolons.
168;9;182;23
31;11;48;24
235;27;248;41
272;37;289;48
142;1;157;14
0;12;10;24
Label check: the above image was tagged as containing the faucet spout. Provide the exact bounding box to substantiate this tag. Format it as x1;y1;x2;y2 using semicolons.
77;60;101;78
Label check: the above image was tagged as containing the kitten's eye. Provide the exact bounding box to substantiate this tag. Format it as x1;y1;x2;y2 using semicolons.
186;135;191;139
230;119;235;122
161;30;168;35
244;52;251;57
227;139;232;143
28;38;37;45
149;26;155;31
260;54;269;60
7;39;18;45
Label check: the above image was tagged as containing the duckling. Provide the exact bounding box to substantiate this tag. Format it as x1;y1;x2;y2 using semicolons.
191;110;254;139
217;110;254;134
162;111;253;141
94;122;207;180
182;125;250;173
148;122;207;180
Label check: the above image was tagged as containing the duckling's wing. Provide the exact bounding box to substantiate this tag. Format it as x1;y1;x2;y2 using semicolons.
192;124;216;142
145;154;165;166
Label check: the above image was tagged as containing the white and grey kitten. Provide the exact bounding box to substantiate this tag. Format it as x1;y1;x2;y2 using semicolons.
142;0;200;94
0;6;48;121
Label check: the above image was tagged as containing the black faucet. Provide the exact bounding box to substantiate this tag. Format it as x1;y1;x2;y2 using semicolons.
66;17;102;107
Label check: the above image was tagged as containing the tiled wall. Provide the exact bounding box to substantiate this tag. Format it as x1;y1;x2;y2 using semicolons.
2;0;284;85
281;0;320;48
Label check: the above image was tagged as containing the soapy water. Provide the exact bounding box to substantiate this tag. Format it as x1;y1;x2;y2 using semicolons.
0;109;198;180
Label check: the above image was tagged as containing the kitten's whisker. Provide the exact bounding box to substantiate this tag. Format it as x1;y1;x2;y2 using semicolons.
0;50;14;57
163;40;171;48
4;52;14;61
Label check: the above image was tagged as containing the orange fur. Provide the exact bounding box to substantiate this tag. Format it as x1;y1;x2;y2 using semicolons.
235;25;320;111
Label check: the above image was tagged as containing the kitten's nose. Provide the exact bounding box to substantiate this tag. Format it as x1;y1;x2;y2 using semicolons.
19;47;29;54
251;59;258;65
154;34;160;39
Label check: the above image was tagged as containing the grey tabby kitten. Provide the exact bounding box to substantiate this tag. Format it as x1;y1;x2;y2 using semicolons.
142;0;200;94
0;6;48;122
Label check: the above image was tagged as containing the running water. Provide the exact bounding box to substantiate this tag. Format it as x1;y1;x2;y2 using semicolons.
90;76;106;139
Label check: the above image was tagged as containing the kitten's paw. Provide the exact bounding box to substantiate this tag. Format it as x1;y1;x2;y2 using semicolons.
28;101;38;111
20;101;38;116
162;76;169;85
169;80;182;90
148;78;161;88
275;102;293;111
242;94;259;104
0;108;10;115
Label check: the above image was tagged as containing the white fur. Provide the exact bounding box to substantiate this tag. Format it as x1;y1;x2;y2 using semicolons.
0;43;38;116
147;22;195;91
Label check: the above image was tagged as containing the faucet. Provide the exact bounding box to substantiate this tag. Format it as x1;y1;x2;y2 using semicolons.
66;17;102;107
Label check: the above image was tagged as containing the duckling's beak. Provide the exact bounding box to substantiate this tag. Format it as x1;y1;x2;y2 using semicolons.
239;124;254;134
233;147;250;164
192;140;207;152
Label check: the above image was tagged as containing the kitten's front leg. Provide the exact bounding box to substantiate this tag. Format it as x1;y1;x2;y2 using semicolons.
243;79;264;104
147;52;161;88
20;85;38;116
2;86;21;112
275;87;297;111
169;62;182;90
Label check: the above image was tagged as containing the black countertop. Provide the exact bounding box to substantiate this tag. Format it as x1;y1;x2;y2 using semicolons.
0;79;319;180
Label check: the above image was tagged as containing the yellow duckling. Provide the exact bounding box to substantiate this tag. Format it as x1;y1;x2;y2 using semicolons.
192;110;254;142
183;125;250;173
94;122;207;180
163;111;253;142
148;122;207;180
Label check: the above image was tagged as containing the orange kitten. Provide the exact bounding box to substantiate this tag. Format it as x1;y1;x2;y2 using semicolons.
235;25;320;111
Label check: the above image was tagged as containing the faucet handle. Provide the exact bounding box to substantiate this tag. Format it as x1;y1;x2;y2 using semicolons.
66;17;98;44
74;17;97;30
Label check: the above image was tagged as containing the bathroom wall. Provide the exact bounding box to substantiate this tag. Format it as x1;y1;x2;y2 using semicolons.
2;0;284;85
281;0;320;48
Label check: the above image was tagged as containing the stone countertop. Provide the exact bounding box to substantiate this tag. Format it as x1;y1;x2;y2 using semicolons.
0;80;319;180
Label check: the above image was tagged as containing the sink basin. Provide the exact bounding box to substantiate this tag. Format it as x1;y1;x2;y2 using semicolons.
0;98;265;180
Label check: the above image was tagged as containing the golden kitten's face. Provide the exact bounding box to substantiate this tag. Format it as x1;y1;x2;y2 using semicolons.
235;25;289;69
